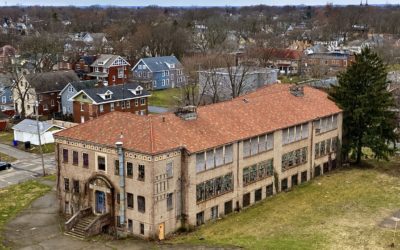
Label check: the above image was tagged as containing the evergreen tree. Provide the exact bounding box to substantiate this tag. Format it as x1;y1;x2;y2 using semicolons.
329;47;398;163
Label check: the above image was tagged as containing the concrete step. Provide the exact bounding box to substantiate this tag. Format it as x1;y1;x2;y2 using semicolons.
64;231;85;240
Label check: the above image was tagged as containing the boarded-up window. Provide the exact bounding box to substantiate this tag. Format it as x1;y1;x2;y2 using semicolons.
251;137;258;155
225;144;233;163
206;150;215;170
243;139;251;157
73;151;79;165
196;152;205;173
63;149;68;163
267;133;274;150
295;125;302;141
166;162;173;178
137;196;145;213
302;123;309;138
243;193;250;207
83;153;89;167
215;147;224;166
258;135;266;152
127;193;133;208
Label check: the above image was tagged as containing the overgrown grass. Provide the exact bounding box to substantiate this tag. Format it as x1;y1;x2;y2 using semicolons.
0;132;13;145
171;159;400;249
278;75;305;84
148;88;181;108
0;180;51;249
0;152;16;163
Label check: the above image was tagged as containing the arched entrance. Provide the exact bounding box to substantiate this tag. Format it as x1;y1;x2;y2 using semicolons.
87;174;115;217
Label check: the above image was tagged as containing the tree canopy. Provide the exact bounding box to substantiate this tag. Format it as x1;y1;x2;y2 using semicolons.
329;47;398;163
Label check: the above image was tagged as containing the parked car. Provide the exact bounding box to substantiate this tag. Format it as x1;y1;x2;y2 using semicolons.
0;162;11;171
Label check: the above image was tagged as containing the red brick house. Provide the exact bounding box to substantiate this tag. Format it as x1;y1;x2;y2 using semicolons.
70;82;150;123
87;54;130;86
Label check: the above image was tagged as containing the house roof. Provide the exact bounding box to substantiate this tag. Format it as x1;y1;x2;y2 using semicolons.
268;48;302;60
12;119;63;134
59;80;97;95
71;82;150;104
56;84;342;155
137;56;181;72
90;54;129;68
25;70;80;93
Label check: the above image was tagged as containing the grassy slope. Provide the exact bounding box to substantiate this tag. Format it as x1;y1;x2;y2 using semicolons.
148;88;181;108
0;180;51;249
0;152;16;163
172;159;400;249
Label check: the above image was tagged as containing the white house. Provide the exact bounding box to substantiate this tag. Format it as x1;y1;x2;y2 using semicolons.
12;119;64;145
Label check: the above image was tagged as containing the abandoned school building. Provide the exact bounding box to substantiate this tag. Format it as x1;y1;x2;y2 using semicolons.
54;84;342;240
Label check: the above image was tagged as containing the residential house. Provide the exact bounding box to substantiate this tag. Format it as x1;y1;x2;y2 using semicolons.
0;111;9;131
131;56;186;90
87;54;130;86
265;49;302;75
59;80;97;116
0;45;16;72
55;84;342;239
301;52;355;77
198;66;278;102
0;85;13;111
13;119;64;145
13;70;80;118
70;82;150;123
74;55;97;79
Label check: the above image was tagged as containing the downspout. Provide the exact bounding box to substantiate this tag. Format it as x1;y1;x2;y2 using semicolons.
309;120;315;179
115;141;125;228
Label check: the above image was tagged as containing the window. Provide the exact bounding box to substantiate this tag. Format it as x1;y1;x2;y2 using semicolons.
206;150;215;170
68;86;74;92
121;101;125;109
114;160;120;175
196;173;233;202
291;174;298;186
166;162;173;178
243;159;273;186
301;171;308;183
140;98;145;105
281;147;308;171
315;115;338;134
165;70;169;76
126;100;130;108
64;178;69;191
224;200;233;215
62;149;68;163
80;103;84;111
196;152;205;173
112;75;116;81
281;178;288;191
128;219;133;232
162;80;165;86
72;151;78;165
167;193;173;210
138;165;145;181
43;104;48;110
196;211;204;226
211;206;218;220
137;196;145;213
153;81;157;87
255;188;262;202
282;123;309;145
110;102;115;111
224;144;233;163
116;216;121;227
166;79;169;85
140;223;144;235
82;95;87;100
243;193;250;207
99;104;104;112
83;153;89;167
250;137;258;155
215;147;224;167
266;184;274;197
73;180;79;193
65;201;70;214
118;68;124;78
127;162;133;178
127;193;134;208
1;96;5;103
135;99;139;106
243;139;251;157
51;99;55;106
97;156;106;171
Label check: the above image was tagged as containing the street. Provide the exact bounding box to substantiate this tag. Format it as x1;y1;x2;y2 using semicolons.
0;144;56;189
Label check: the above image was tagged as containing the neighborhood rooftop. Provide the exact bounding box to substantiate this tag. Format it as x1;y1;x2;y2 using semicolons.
55;84;341;155
139;56;180;72
12;119;63;134
24;70;80;93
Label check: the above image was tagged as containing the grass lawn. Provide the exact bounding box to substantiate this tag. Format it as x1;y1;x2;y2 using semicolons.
0;152;16;163
278;75;305;84
0;132;13;146
148;88;181;108
171;158;400;249
0;180;51;249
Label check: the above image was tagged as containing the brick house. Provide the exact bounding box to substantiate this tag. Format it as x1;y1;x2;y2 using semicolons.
301;52;355;77
55;84;342;239
70;82;150;123
131;56;186;90
87;54;130;86
13;70;79;118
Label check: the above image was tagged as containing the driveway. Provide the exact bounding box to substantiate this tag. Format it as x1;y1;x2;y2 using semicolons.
3;180;237;250
0;144;33;160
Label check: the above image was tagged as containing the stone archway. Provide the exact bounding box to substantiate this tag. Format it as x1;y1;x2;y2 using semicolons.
87;174;116;218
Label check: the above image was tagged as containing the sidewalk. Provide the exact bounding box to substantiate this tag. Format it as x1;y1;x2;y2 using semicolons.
0;143;33;160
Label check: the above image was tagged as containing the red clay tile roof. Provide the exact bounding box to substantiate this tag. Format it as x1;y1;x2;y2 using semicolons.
55;84;341;155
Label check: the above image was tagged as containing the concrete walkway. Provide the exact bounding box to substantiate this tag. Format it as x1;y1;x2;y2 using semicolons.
3;180;238;250
0;143;33;160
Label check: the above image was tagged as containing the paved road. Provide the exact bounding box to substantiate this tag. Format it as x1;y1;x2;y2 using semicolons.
0;144;56;189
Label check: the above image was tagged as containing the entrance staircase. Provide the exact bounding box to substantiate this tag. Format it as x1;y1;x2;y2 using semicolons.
64;214;98;239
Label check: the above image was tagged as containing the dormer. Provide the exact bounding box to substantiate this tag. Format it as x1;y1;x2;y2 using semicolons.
98;90;113;100
166;62;175;69
129;85;144;95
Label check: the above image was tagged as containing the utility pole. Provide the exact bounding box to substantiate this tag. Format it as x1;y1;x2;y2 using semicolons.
35;97;46;176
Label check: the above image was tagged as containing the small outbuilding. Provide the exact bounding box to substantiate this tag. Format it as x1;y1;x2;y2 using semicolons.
12;119;64;145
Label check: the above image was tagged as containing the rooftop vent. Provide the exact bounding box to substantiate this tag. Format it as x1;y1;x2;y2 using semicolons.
175;106;197;121
289;85;304;97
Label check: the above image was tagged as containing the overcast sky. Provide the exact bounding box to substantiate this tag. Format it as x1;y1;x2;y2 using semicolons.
1;0;398;7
